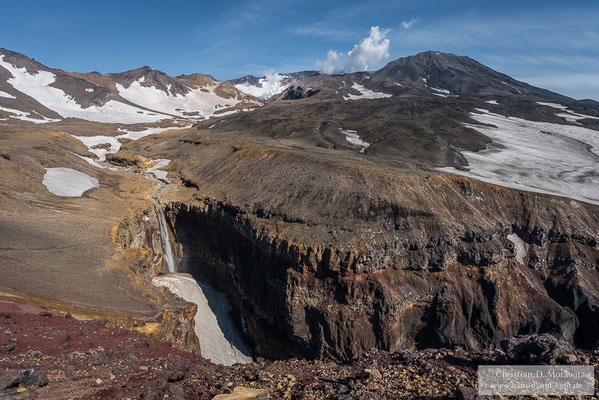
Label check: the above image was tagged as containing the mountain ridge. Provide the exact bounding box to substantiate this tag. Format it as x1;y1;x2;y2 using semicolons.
0;48;262;124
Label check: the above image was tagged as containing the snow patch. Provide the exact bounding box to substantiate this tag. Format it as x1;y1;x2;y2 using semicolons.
0;90;16;99
536;102;567;110
486;100;498;105
339;128;370;153
537;101;599;123
507;233;527;265
438;111;599;205
501;81;522;94
70;135;121;161
344;83;392;100
75;154;111;170
146;159;171;182
431;87;451;94
42;167;99;197
556;112;599;123
116;125;192;141
0;105;60;124
71;125;191;163
152;273;253;366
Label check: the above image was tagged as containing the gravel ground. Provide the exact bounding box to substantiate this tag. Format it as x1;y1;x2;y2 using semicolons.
1;301;598;399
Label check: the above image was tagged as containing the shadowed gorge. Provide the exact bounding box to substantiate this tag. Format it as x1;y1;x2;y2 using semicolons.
154;167;599;361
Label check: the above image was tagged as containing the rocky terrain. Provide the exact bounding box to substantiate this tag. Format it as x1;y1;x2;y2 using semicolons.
2;301;598;399
0;47;598;398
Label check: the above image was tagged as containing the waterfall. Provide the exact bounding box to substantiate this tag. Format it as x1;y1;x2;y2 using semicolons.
153;199;176;273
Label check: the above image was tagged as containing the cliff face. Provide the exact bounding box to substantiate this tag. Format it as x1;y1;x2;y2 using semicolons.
113;206;201;355
160;174;599;361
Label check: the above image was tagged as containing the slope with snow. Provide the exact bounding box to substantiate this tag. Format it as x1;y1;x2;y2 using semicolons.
0;55;168;124
71;125;192;166
0;90;15;99
115;80;244;119
0;105;60;124
146;159;171;182
70;135;122;161
438;110;599;205
116;125;193;140
536;102;599;123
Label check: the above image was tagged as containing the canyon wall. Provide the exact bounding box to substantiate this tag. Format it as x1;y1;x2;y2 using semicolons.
161;175;599;362
113;207;201;355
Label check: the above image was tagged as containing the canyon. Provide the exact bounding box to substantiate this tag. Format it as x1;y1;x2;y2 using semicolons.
0;48;598;398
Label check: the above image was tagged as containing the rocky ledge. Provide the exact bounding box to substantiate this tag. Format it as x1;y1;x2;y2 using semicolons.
2;301;598;399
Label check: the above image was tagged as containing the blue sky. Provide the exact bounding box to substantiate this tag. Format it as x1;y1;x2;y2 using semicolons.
2;0;598;99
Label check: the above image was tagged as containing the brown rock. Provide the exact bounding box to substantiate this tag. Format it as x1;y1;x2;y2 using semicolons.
212;386;270;400
360;368;382;380
0;370;21;390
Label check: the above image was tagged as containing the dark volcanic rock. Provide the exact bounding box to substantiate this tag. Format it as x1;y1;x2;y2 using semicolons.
281;86;320;100
500;333;574;365
334;390;383;400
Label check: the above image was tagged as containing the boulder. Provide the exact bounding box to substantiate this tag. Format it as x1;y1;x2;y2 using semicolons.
500;333;573;364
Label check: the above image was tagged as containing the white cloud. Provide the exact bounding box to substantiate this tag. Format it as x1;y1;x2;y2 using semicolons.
345;26;391;72
401;19;417;29
315;50;343;74
315;26;391;74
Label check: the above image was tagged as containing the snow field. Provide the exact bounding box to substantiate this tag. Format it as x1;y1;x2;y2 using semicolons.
42;167;99;197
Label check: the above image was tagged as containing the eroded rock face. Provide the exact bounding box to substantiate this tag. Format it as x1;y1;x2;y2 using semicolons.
162;179;598;362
